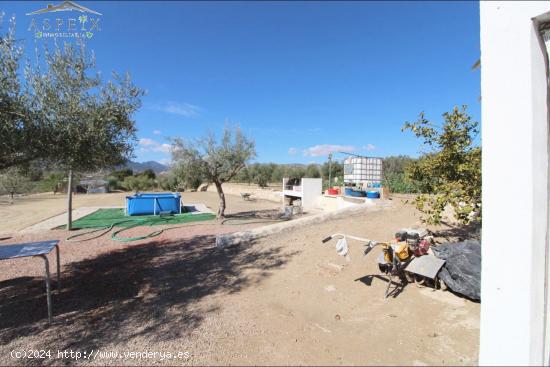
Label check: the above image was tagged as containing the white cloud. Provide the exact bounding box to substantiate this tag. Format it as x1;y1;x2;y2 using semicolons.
138;138;172;153
302;144;356;157
153;130;162;135
152;101;201;118
158;144;171;153
288;147;298;155
363;143;376;151
139;138;156;146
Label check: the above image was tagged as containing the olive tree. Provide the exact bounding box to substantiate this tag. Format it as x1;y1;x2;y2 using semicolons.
172;127;256;218
171;163;203;191
29;42;144;229
157;174;179;191
402;105;481;224
0;167;31;203
0;16;48;170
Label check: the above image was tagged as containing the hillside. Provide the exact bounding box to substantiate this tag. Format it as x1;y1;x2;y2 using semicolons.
121;160;169;174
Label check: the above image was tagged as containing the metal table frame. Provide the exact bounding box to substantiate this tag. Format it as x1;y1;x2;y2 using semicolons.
0;240;61;323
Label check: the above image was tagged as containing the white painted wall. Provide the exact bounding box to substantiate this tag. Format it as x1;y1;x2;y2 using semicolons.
282;178;322;210
300;178;322;209
480;2;550;365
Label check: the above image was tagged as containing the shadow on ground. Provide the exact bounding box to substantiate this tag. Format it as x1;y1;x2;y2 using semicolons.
431;222;481;243
355;274;406;298
0;235;299;357
224;209;282;220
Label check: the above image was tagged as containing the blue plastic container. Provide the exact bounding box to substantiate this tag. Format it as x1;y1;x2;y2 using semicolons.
372;183;382;188
366;191;380;199
345;188;366;197
126;193;181;216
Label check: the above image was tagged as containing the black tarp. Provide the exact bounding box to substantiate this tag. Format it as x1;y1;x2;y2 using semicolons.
432;240;481;301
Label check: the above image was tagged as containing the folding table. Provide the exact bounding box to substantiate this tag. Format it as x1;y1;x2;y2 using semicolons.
0;240;60;323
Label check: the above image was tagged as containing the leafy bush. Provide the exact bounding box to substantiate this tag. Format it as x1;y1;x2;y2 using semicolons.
110;168;133;182
383;172;420;194
138;169;156;180
123;175;155;193
157;175;178;191
403;105;481;224
0;167;31;201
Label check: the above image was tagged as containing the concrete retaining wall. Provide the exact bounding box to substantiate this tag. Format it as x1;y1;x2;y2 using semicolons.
215;200;390;247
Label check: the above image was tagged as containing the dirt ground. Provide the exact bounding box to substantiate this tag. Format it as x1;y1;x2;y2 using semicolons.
0;191;280;234
0;195;480;365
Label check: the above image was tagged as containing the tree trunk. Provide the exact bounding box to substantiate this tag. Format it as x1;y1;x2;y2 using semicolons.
214;181;226;218
10;192;14;204
66;169;73;230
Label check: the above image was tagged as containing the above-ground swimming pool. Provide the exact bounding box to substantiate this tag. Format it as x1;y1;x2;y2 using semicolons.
126;193;181;216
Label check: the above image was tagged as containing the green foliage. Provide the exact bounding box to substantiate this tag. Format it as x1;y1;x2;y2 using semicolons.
402;105;481;225
28;42;144;172
233;166;253;185
250;163;272;188
122;175;155;193
381;156;420;194
382;155;416;178
286;166;306;180
232;163;319;186
157;174;179;191
172;126;256;217
171;162;203;191
383;172;419;194
0;167;31;201
138;169;156;180
26;39;143;229
42;172;66;194
305;164;321;178
321;161;343;185
110;168;133;182
1;19;144;173
0;16;47;169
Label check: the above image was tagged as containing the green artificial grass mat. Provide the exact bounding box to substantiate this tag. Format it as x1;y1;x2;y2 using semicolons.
60;208;216;229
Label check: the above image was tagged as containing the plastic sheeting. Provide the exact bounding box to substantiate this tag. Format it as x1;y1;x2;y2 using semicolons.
432;240;481;301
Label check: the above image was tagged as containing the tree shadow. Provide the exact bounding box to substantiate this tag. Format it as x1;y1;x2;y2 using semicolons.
225;209;282;220
0;234;299;355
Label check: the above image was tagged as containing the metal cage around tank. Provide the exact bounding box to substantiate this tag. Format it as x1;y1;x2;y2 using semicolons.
343;156;383;185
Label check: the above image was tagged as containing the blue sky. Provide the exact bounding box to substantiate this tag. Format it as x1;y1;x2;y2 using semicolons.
4;1;480;165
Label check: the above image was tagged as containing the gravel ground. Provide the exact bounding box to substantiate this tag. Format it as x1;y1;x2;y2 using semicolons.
0;197;480;366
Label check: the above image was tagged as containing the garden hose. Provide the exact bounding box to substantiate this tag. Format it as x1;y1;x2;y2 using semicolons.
66;213;292;243
110;223;164;242
65;217;215;243
66;219;147;242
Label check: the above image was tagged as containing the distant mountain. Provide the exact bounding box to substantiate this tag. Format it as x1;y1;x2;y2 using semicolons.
121;160;169;174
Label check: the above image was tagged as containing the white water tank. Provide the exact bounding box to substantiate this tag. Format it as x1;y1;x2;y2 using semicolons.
343;156;383;184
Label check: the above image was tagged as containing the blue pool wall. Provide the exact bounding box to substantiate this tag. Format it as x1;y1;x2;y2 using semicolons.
126;193;181;216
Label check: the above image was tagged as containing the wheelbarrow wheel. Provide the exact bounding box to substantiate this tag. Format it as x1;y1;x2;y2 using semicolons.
414;274;426;288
